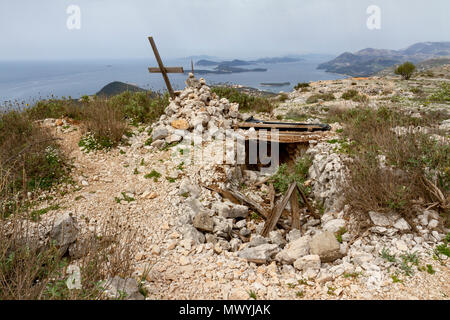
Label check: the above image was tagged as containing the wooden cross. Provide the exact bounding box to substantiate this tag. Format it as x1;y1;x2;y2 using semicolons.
147;36;184;99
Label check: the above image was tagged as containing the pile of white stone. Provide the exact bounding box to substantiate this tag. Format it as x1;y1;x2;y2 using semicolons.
306;141;348;213
149;73;245;148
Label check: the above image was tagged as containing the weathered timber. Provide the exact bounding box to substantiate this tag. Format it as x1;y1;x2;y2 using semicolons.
261;182;297;237
148;67;184;73
290;188;301;231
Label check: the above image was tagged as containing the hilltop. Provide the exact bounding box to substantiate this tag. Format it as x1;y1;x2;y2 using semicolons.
1;65;449;301
318;41;450;77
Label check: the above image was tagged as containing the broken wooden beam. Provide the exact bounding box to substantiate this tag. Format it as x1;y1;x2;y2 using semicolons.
261;182;297;237
295;183;320;219
148;67;184;73
290;188;301;231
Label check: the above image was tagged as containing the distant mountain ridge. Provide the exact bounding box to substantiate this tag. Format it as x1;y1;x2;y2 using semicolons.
318;41;450;77
196;56;303;67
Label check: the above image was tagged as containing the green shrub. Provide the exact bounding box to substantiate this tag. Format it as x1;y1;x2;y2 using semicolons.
211;87;274;113
341;90;368;103
428;83;450;103
306;93;335;104
395;62;416;80
270;156;312;193
294;82;310;90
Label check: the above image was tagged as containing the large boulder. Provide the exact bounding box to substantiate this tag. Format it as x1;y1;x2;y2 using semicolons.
49;212;78;253
275;235;310;265
309;231;342;263
237;244;280;264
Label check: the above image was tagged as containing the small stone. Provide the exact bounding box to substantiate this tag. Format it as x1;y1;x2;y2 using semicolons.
323;219;346;233
237;244;280;264
229;288;249;300
293;254;321;271
368;211;393;227
230;238;241;252
428;219;439;229
193;212;214;233
393;218;410;231
151;246;161;255
171;119;189;130
152;126;169;140
235;219;247;229
395;240;408;251
167;240;177;250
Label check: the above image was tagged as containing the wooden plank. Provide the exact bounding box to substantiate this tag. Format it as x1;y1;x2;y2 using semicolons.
223;187;291;231
238;123;324;130
290;188;301;231
268;183;275;211
148;67;184;74
296;183;320;219
244;131;322;143
200;184;240;204
261;182;296;237
148;36;175;99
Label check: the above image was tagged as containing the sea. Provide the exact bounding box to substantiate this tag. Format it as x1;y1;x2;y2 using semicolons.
0;57;346;106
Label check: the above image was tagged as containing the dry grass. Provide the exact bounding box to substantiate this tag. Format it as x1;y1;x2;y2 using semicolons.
80;99;128;148
329;106;449;228
0;110;69;216
0;214;135;300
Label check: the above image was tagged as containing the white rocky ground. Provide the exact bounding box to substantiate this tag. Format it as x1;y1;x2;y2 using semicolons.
33;73;450;300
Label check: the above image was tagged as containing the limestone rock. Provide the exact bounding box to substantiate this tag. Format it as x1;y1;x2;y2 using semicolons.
171;119;189;130
237;244;280;264
49;212;79;253
152;126;169;141
104;276;145;300
323;218;346;233
275;236;310;264
293;254;321;271
309;231;341;263
193;212;214;233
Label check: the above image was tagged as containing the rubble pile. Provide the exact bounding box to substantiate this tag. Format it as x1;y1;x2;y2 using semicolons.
149;73;245;149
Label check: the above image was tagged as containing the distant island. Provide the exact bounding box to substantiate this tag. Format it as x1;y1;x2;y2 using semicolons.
193;56;303;74
318;41;450;77
97;81;154;98
260;82;291;87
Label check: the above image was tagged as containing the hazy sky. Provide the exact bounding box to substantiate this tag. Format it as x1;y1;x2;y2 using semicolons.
0;0;449;60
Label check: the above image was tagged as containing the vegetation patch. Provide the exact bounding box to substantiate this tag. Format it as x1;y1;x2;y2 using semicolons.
306;93;335;104
211;87;274;113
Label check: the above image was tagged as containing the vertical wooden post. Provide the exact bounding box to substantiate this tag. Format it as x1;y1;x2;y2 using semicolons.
290;189;301;231
148;36;175;99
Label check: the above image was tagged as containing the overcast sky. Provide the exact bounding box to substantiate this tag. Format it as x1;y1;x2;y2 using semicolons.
0;0;449;60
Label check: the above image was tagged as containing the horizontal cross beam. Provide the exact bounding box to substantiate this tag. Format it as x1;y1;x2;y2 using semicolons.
148;67;184;74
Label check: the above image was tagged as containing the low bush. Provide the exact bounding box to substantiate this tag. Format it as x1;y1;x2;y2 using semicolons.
329;107;449;226
306;93;335;104
211;87;274;113
294;82;310;90
395;62;416;80
0;110;69;216
341;90;369;103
